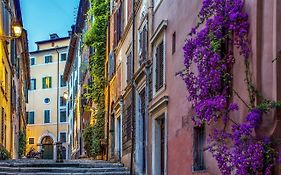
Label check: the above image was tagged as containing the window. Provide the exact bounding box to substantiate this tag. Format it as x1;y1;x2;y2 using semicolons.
138;24;148;65
126;52;132;82
155;41;164;92
60;97;66;106
60;53;67;61
2;1;10;36
44;98;50;104
30;79;36;90
30;58;36;66
27;111;35;124
60;132;67;143
193;126;205;171
60;109;66;123
44;110;51;123
172;32;176;54
108;52;115;80
44;55;52;63
29;138;35;144
60;75;67;87
42;77;52;89
114;1;124;46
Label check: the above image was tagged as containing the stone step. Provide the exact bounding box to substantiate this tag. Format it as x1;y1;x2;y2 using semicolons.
0;172;130;175
0;160;130;175
0;162;124;168
0;167;128;173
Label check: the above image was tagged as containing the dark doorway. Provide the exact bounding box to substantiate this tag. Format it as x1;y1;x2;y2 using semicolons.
41;136;54;159
62;146;67;159
160;117;165;175
140;90;146;172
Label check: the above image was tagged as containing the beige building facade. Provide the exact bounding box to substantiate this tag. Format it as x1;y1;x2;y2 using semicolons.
26;34;70;160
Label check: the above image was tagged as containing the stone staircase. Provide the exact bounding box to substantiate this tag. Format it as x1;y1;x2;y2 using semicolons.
0;159;130;175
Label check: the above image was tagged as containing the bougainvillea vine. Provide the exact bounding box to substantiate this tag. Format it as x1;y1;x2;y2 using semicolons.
179;0;280;174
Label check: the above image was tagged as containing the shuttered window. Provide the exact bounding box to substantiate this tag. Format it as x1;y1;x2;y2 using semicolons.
139;24;148;65
193;126;205;171
44;110;51;123
44;55;53;63
42;77;52;89
126;52;132;82
108;52;115;80
155;41;164;92
27;111;35;124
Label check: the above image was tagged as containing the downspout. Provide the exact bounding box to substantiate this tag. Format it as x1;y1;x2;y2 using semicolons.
130;0;136;174
146;0;154;174
106;18;111;161
144;60;151;175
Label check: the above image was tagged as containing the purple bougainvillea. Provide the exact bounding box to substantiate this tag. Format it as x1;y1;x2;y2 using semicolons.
180;0;279;174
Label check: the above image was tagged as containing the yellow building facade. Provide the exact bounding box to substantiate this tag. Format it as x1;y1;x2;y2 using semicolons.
26;34;70;160
0;0;30;159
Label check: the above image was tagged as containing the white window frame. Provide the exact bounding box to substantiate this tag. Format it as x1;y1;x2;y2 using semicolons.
59;108;67;123
43;97;51;104
152;111;167;175
27;111;35;125
44;54;53;64
43;109;51;124
59;131;67;143
30;78;36;90
60;52;67;61
30;57;36;66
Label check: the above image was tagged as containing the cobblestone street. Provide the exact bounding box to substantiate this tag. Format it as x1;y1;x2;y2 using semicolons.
0;159;129;175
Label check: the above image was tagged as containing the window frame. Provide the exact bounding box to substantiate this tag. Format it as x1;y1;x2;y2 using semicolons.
60;52;67;61
59;109;67;123
59;132;67;143
30;78;36;90
43;110;51;124
60;75;67;87
30;57;36;66
192;126;206;172
152;32;166;97
138;20;148;66
27;111;35;125
44;54;53;64
42;76;52;89
28;138;35;145
43;97;51;104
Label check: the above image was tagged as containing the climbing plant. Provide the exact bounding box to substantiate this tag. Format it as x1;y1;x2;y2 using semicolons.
179;0;281;174
18;130;26;158
82;0;109;158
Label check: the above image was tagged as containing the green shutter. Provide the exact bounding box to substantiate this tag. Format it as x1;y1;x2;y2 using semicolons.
42;77;45;89
49;77;52;88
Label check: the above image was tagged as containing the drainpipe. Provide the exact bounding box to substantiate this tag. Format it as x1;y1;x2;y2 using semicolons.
144;60;151;175
106;18;111;161
130;0;136;174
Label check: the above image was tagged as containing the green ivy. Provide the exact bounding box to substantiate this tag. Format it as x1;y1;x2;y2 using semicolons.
82;0;109;158
18;130;26;158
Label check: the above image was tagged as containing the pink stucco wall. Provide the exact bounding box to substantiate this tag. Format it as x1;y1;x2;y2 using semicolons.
151;0;281;174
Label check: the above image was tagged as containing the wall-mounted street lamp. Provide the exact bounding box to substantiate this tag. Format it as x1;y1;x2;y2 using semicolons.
0;21;23;40
63;91;69;100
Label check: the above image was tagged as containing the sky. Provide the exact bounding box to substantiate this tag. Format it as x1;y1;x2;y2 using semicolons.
20;0;80;51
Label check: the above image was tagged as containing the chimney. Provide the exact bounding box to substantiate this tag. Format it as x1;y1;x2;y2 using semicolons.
50;33;59;40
